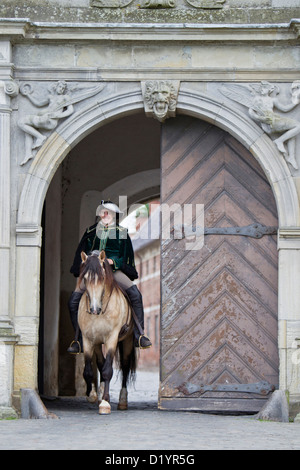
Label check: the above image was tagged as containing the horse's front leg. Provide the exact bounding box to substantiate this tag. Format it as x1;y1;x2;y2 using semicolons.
83;355;98;403
98;349;115;415
83;341;97;403
94;345;105;403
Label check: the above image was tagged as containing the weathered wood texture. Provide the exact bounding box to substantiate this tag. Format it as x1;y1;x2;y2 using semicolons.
159;116;278;413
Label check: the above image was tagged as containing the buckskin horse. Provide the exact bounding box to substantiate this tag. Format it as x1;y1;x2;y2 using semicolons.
77;250;136;414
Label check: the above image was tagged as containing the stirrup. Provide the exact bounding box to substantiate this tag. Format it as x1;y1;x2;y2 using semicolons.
138;335;152;349
67;340;82;355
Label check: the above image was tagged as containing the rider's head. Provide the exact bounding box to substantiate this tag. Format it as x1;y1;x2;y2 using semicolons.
96;200;123;225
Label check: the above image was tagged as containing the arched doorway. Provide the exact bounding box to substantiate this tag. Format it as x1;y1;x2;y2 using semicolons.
15;85;299;408
43;114;278;412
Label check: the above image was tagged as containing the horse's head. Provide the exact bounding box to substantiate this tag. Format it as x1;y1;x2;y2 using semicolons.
80;250;107;315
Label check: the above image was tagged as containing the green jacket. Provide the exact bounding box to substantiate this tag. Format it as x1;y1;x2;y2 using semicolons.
70;223;138;280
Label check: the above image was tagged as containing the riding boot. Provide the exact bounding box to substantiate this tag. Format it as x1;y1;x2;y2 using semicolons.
125;285;152;349
67;291;83;354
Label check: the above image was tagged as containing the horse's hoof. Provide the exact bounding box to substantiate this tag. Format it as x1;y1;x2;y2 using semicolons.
117;403;128;410
87;384;98;403
117;387;128;410
99;399;111;415
87;392;98;404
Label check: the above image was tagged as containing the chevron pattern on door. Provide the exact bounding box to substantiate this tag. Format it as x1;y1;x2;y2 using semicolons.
159;116;278;413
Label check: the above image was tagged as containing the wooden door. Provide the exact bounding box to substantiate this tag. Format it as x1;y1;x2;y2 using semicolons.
159;116;278;413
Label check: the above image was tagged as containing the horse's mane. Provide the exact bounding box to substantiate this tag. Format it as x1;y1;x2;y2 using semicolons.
79;251;121;296
79;252;103;282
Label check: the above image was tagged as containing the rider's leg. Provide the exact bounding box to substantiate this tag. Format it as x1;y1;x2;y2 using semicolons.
113;271;152;349
67;280;85;354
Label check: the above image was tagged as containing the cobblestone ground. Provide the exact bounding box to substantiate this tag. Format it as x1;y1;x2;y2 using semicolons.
0;369;300;451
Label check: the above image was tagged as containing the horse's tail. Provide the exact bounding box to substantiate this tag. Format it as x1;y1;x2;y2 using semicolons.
116;339;137;385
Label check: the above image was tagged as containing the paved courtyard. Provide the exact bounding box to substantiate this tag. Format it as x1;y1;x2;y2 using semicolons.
0;369;300;451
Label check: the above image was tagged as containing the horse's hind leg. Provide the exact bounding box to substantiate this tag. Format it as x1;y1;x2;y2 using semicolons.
118;336;136;411
117;342;128;410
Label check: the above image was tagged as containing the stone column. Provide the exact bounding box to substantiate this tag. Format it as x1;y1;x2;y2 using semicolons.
278;229;300;409
0;41;19;418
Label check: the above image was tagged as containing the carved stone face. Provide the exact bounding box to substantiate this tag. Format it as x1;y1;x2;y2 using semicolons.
144;80;177;122
55;81;67;95
259;81;277;96
151;84;171;120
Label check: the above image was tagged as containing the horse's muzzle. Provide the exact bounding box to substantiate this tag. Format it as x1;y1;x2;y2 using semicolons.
89;307;102;315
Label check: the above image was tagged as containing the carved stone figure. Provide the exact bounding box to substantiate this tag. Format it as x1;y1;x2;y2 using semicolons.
140;0;176;7
185;0;225;8
142;80;179;122
18;81;104;166
220;81;300;170
91;0;224;7
91;0;133;7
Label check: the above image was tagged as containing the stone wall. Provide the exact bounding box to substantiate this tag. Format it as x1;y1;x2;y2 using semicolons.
0;0;300;23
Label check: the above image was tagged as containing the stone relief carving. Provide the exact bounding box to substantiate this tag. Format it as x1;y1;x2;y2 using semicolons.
4;80;19;98
185;0;225;8
142;80;179;122
18;81;104;166
91;0;224;7
91;0;133;7
220;81;300;170
140;0;176;7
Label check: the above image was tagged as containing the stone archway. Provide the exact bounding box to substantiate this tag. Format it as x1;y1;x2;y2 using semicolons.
14;84;300;399
17;85;299;231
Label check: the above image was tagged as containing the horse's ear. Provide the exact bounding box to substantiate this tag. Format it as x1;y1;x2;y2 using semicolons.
81;251;88;262
99;250;106;263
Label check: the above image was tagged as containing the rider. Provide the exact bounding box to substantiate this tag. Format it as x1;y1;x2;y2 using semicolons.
67;200;152;354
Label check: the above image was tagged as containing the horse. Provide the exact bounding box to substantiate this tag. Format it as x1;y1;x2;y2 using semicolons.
77;250;137;414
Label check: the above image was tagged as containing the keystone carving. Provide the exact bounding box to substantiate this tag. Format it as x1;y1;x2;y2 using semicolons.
142;80;179;122
18;81;104;166
220;81;300;170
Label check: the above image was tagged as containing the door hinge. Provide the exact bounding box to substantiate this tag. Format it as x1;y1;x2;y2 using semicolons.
178;380;276;396
204;223;277;239
173;223;277;239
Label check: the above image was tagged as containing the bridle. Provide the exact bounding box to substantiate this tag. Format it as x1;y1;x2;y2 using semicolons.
84;261;112;315
83;254;132;332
